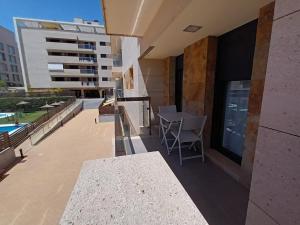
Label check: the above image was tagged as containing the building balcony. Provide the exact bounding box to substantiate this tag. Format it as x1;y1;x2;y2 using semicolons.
98;81;115;88
98;57;113;66
78;43;96;50
79;56;97;63
58;97;249;225
46;42;96;52
48;55;97;65
49;68;98;76
98;69;112;77
51;81;98;88
98;46;112;54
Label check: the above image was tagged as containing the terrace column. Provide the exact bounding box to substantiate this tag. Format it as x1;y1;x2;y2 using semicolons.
164;57;175;106
246;1;300;224
182;36;218;148
241;2;275;188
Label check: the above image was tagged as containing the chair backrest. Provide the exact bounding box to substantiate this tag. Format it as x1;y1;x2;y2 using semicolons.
182;116;207;134
158;105;177;113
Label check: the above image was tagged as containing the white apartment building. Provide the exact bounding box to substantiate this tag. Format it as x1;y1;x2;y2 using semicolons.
14;17;114;98
0;25;23;87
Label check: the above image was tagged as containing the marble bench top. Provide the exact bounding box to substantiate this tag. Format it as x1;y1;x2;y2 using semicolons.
60;151;208;225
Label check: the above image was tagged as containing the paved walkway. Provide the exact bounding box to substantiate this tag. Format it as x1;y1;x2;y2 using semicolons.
0;109;114;225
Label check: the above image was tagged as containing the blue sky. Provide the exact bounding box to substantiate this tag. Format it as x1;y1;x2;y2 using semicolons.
0;0;104;32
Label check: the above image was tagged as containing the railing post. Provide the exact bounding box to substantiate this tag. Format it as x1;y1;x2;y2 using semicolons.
148;97;151;135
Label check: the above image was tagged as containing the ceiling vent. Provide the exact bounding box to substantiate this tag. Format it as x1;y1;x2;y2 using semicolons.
183;25;202;33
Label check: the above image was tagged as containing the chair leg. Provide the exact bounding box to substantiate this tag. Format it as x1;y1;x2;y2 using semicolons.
169;136;178;154
201;137;205;163
179;140;183;166
159;124;161;138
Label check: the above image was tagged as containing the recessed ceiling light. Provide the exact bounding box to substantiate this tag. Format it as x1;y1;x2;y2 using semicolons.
183;25;202;33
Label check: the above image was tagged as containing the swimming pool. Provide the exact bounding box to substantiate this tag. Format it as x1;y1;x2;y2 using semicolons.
0;112;15;119
0;124;26;134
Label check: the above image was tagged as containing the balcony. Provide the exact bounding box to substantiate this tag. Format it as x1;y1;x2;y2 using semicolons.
79;56;97;63
49;68;98;76
98;57;113;66
98;45;112;54
79;68;98;75
51;81;98;88
98;80;115;88
48;55;97;65
46;42;78;51
78;43;96;50
98;69;112;77
110;98;249;225
46;42;96;53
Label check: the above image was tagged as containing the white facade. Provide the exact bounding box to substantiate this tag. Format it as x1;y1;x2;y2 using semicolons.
14;17;114;97
0;26;23;87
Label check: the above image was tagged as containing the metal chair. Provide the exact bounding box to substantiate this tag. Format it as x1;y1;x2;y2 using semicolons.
170;116;207;166
158;105;177;139
158;105;177;154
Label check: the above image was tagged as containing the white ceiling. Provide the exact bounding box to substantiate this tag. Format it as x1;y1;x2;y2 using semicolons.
146;0;273;58
102;0;273;58
102;0;164;36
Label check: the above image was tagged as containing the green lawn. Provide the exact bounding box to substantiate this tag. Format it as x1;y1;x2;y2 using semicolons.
0;111;47;125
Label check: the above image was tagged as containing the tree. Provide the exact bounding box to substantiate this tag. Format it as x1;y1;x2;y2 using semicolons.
0;80;7;88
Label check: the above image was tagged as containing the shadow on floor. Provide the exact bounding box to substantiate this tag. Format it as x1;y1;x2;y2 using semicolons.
140;135;249;225
0;156;27;182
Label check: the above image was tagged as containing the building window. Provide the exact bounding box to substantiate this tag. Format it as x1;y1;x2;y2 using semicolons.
0;63;8;71
13;74;20;82
100;41;106;46
2;74;9;80
102;77;108;81
11;65;18;73
48;63;64;71
0;52;6;61
7;45;16;55
9;55;17;64
100;54;107;58
0;42;4;51
101;65;108;70
0;73;8;81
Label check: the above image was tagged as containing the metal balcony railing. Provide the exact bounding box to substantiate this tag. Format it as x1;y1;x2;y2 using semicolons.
78;44;96;50
81;81;98;86
79;57;97;62
80;69;98;74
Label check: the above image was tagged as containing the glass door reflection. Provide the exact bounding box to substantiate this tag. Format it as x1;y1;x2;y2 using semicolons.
222;80;250;158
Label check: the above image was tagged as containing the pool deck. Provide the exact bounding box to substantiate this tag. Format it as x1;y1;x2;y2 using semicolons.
0;108;115;225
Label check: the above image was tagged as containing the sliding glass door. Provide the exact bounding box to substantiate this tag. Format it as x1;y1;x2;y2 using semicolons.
175;54;184;112
222;81;250;157
211;20;257;164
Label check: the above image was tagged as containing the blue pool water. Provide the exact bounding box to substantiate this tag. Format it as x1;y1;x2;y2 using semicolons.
0;112;15;119
0;124;25;134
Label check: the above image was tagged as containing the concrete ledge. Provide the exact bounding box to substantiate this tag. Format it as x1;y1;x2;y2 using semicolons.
60;152;208;225
0;147;16;171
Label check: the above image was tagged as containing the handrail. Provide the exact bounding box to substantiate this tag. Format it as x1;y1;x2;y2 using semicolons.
80;68;98;74
116;96;151;135
79;56;97;62
78;44;96;50
0;97;76;151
